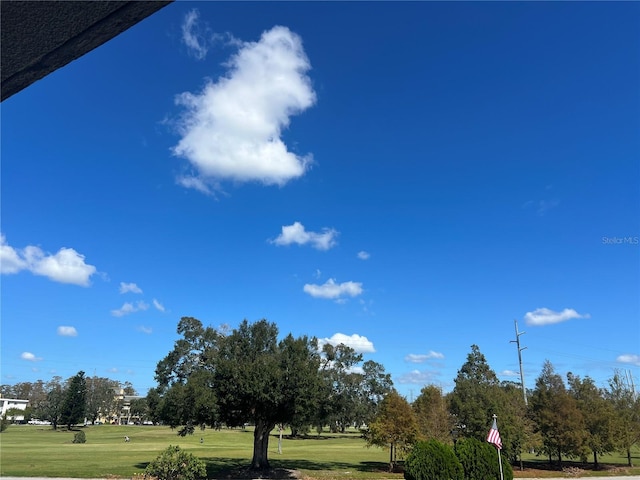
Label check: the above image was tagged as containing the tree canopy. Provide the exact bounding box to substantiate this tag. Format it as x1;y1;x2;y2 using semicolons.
153;317;324;470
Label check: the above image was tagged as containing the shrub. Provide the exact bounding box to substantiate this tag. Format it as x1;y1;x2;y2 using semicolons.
0;414;8;433
144;445;206;480
72;430;86;443
455;437;513;480
404;439;463;480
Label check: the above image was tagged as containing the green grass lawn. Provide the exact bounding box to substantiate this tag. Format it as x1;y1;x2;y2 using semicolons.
1;424;639;479
0;424;397;479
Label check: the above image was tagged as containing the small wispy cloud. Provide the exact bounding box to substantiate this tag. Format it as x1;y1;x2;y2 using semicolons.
57;326;78;337
523;197;560;216
111;301;149;317
524;307;590;326
21;352;42;362
138;326;153;335
318;333;375;353
396;369;440;385
404;351;444;363
357;251;370;260
181;9;210;60
173;25;316;193
303;278;363;300
616;354;640;367
272;222;338;250
119;282;142;294
500;369;520;377
153;299;165;312
1;234;97;286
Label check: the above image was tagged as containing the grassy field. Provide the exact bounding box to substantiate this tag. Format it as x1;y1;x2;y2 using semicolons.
1;424;639;479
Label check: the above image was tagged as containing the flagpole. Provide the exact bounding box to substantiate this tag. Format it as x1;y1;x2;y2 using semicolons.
492;414;504;480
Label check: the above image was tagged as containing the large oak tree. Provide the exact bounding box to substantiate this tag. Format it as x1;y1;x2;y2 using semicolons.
154;317;323;470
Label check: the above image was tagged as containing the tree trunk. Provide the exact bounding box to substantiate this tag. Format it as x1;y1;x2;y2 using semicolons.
593;451;599;470
627;448;632;467
389;442;394;472
251;419;274;470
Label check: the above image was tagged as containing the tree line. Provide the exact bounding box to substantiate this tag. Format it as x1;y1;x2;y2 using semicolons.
365;344;639;472
2;317;638;473
0;373;141;430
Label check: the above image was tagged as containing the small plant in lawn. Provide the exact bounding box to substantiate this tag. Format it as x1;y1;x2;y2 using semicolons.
144;445;206;480
72;430;86;443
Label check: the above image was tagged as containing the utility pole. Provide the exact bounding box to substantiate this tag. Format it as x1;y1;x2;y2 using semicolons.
510;319;528;406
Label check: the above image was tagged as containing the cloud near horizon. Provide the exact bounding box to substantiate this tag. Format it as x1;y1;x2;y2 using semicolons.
318;333;375;353
21;352;42;362
405;351;444;363
1;234;97;286
111;301;149;317
303;278;363;300
173;25;316;193
120;282;142;294
616;354;640;366
396;369;440;385
272;222;338;250
57;326;78;337
153;299;165;312
524;307;590;326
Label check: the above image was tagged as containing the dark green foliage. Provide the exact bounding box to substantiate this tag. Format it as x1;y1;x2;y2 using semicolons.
449;345;501;440
72;430;86;443
455;437;513;480
0;414;8;432
404;439;463;480
530;361;586;466
155;318;324;470
144;445;206;480
61;371;87;429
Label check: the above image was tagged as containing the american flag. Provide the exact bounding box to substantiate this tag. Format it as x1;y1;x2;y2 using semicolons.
487;417;502;450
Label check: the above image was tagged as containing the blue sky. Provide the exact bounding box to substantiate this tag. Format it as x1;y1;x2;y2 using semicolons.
2;2;639;400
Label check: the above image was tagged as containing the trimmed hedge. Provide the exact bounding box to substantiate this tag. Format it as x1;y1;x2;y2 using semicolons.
404;439;463;480
455;437;513;480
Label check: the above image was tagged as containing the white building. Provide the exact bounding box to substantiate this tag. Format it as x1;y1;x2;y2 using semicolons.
0;396;29;421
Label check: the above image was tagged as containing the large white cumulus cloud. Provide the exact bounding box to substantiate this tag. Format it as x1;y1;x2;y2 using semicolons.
173;25;316;191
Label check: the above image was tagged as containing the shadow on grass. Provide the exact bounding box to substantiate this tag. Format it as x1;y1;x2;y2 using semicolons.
199;457;391;479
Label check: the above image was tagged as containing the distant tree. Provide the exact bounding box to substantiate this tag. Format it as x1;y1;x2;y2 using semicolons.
36;377;65;430
313;344;393;435
122;381;137;396
364;391;418;471
497;381;537;470
317;343;364;433
0;414;8;432
61;371;87;429
449;345;501;440
605;370;640;467
567;373;615;469
129;397;149;423
412;384;454;444
155;317;324;470
357;360;394;425
529;361;585;466
85;376;120;424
